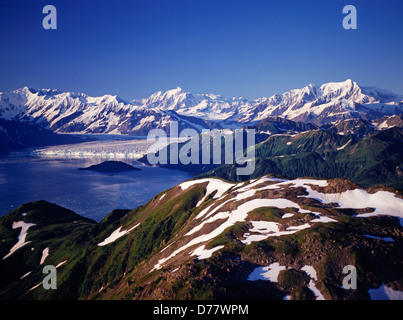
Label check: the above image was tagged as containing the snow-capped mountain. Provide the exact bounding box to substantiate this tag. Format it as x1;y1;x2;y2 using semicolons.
227;79;403;126
132;79;403;127
0;87;220;136
131;87;247;121
0;80;402;136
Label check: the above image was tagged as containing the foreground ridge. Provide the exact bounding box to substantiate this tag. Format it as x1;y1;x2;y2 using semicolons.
0;176;402;300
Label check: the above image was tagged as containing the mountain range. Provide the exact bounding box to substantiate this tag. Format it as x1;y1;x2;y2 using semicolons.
0;80;402;139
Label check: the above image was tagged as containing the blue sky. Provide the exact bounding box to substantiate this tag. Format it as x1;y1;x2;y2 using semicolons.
0;0;402;100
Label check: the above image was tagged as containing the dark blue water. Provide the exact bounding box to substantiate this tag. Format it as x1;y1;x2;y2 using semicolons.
0;153;192;222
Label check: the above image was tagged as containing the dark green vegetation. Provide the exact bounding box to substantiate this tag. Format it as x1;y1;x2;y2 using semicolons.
0;184;205;300
199;126;403;190
0;201;96;299
138;116;320;174
138;115;403;190
79;161;141;173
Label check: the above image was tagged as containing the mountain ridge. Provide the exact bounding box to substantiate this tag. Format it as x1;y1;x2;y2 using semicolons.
1;80;402;137
0;175;402;300
197;126;403;190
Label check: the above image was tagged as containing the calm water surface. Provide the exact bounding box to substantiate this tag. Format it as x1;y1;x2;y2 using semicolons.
0;151;193;222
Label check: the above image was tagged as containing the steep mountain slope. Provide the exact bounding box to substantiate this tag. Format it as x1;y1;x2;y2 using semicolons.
135;113;402;189
0;201;96;299
323;115;403;139
372;114;403;130
246;116;318;135
199;127;403;190
0;177;402;300
0;118;83;150
323;119;377;139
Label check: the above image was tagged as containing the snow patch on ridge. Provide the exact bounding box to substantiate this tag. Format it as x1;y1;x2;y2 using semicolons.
40;247;49;265
301;265;325;300
191;245;224;260
98;223;140;246
241;221;311;245
247;263;287;282
3;221;36;260
303;188;403;224
179;178;235;207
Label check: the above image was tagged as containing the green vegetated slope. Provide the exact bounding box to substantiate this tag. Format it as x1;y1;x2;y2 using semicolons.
139;115;403;190
199;127;403;190
0;176;402;300
0;201;96;299
137;116;321;174
0;184;204;300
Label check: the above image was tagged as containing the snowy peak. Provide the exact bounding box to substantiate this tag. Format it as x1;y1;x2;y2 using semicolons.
0;79;402;134
141;87;245;121
148;86;184;101
320;79;356;96
244;79;403;125
144;87;194;109
282;79;360;105
317;79;403;105
165;86;184;96
0;85;226;136
15;86;35;95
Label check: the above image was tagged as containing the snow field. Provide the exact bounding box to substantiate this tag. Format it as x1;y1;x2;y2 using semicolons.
179;178;235;207
304;188;403;224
